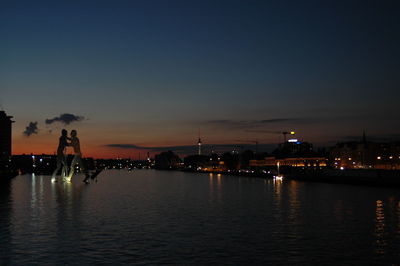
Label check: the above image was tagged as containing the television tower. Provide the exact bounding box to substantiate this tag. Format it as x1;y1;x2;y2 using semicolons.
197;129;202;155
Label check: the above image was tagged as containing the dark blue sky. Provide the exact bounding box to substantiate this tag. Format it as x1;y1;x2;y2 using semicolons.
1;0;399;157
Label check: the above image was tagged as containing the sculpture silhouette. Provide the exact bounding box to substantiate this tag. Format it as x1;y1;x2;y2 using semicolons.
67;130;89;183
51;129;69;182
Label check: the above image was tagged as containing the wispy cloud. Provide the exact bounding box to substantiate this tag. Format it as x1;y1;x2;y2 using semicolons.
45;113;85;125
205;118;315;130
260;118;299;123
23;122;39;137
106;144;152;150
244;129;282;134
106;144;196;153
105;143;277;154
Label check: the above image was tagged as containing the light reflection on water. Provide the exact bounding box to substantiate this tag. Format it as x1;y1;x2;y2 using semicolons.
0;170;400;265
374;200;386;255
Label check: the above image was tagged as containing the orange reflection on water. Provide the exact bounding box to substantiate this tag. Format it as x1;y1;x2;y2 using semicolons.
374;200;386;255
209;173;214;201
273;176;282;208
288;181;300;225
208;173;222;202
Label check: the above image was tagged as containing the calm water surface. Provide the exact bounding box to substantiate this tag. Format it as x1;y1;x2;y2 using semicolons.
0;170;399;265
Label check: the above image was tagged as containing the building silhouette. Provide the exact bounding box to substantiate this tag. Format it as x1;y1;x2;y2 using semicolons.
0;111;13;158
330;132;400;170
249;135;328;169
154;151;181;169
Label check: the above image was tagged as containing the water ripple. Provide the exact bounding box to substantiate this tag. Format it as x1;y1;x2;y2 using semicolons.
0;171;399;264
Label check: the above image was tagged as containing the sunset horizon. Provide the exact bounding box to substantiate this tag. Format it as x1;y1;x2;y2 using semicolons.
1;1;400;265
2;1;399;159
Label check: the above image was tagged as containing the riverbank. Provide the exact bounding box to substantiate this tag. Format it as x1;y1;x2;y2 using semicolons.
0;170;17;179
181;168;274;178
285;168;400;187
179;168;400;188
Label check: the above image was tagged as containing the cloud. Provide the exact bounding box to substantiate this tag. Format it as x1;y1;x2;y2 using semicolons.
105;143;277;155
23;122;39;137
206;120;232;124
106;144;151;150
204;118;313;130
244;129;283;134
106;144;188;152
45;113;85;125
260;118;298;123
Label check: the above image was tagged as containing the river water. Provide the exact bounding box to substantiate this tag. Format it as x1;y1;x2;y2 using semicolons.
0;170;399;265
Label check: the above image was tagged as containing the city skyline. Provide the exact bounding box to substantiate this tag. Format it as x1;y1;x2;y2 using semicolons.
1;0;399;158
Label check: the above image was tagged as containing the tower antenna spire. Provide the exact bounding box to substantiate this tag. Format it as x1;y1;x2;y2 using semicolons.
197;128;202;155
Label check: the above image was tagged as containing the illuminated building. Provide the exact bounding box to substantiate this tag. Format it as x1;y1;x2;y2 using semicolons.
249;134;327;169
273;133;314;158
0;111;14;158
250;157;327;168
184;154;214;170
330;139;400;170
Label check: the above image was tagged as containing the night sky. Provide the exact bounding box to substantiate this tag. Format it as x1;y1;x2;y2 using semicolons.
1;0;399;158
